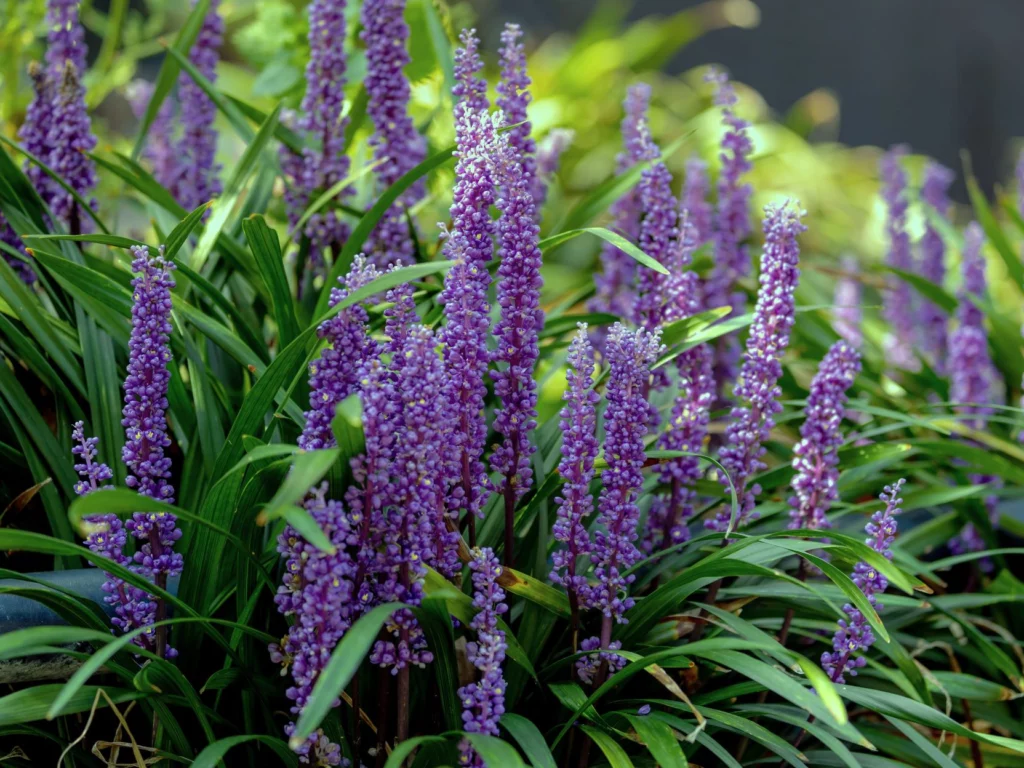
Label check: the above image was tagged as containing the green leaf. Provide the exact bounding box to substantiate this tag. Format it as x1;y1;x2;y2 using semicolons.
884;266;957;313
132;0;211;159
162;44;254;144
579;726;636;768
928;672;1019;702
0;626;113;661
624;713;687;767
290;602;407;749
164;201;213;260
659;306;733;347
500;714;557;768
797;551;889;643
463;733;528;768
190;105;282;273
383;736;446;768
257;449;341;524
698;707;806;768
226;95;305;152
190;735;300;768
315;147;458;316
884;716;961;768
499;566;571;619
0;685;144;727
243;215;301;348
282;160;383;252
539;227;668;275
418;0;455;97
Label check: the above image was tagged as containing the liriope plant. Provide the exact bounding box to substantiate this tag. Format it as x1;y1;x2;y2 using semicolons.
0;1;1022;767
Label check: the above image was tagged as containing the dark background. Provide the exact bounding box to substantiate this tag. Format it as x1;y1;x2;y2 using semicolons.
473;0;1023;201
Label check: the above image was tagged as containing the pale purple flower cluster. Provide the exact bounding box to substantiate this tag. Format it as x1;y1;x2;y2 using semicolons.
38;61;98;229
881;145;918;371
121;245;182;656
496;24;541;209
708;204;805;532
646;216;714;551
298;258;381;452
587;324;663;621
270;484;356;766
704;69;753;395
575;636;626;685
172;0;223;211
128;80;178;196
361;0;427;267
634;128;679;330
550;326;600;605
682;156;714;246
0;217;33;283
788;341;861;531
822;479;903;683
438;83;500;527
45;0;87;76
453;28;489;114
490;114;544;506
72;422;159;650
458;547;508;767
21;64;57;202
833;256;862;348
282;0;353;268
948;223;1000;558
590;85;651;324
918;162;953;372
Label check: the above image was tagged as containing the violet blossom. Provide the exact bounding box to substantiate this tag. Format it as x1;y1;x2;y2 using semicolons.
45;0;87;77
172;0;223;212
453;28;489;114
121;245;181;658
271;483;355;766
550;325;600;612
535;129;574;211
948;222;1000;559
281;0;353;270
589;84;651;325
646;215;714;551
833;255;862;348
361;0;427;267
881;145;918;371
585;324;663;623
20;64;57;206
822;479;904;683
490;111;544;518
682;155;714;247
298;257;381;452
496;24;540;209
704;68;753;398
788;341;861;531
634;124;679;330
918;162;953;372
127;80;177;195
438;79;500;531
45;61;98;230
457;547;509;767
707;203;805;532
73;423;154;650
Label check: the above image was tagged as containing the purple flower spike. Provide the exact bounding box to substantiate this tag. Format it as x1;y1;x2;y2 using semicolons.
271;485;356;765
833;256;862;348
918;162;954;372
682;155;714;247
646;215;714;552
550;325;600;608
497;23;541;210
439;105;500;528
949;223;1000;559
45;0;87;76
173;0;223;212
120;245;181;658
634;128;679;331
704;68;754;397
822;479;904;683
0;217;34;283
127;80;177;193
458;547;508;767
21;64;57;205
589;85;652;327
490;114;543;510
587;324;664;623
299;257;382;453
575;636;626;685
453;28;489;114
282;0;353;270
788;341;861;531
362;0;427;268
707;203;805;532
881;145;918;371
46;61;98;229
535;129;574;210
